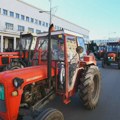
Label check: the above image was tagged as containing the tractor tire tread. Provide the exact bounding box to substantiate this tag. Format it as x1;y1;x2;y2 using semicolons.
79;65;101;110
36;108;64;120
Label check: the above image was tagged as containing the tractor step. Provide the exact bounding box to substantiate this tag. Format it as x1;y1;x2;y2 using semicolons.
63;98;71;104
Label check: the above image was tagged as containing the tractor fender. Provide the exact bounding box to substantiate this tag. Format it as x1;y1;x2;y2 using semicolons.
68;67;84;92
76;67;84;81
83;55;96;66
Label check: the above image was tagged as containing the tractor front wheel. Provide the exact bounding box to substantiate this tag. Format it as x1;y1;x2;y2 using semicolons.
36;108;64;120
118;61;120;69
79;65;101;110
102;60;106;68
4;61;24;71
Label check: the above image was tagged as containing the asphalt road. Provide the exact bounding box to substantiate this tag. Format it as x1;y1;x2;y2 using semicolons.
47;61;120;120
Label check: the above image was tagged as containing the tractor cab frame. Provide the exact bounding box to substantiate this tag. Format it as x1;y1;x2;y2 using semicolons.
33;30;90;103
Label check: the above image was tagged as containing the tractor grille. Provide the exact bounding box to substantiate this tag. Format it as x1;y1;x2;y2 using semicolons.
108;57;115;61
2;57;9;64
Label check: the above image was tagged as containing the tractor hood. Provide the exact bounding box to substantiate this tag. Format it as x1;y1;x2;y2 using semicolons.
107;52;117;58
0;65;56;87
0;65;56;120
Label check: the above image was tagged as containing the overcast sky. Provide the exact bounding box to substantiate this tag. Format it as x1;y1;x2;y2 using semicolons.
23;0;120;40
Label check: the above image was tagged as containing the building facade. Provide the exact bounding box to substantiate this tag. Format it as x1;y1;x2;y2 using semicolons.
0;0;89;52
92;37;120;46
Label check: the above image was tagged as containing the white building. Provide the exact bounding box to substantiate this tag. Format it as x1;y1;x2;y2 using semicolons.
92;37;120;46
0;0;89;52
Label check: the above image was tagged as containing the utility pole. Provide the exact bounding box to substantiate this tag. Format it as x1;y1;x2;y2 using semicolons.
49;0;52;25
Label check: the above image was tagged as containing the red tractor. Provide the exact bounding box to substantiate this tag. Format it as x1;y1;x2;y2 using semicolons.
102;42;120;68
97;45;106;60
0;25;101;120
0;33;36;71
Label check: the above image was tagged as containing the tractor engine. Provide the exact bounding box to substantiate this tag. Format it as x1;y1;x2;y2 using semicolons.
21;82;46;107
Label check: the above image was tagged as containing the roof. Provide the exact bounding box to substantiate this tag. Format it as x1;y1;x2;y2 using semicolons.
37;29;84;38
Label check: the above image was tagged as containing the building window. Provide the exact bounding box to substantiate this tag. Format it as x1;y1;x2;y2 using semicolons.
35;19;38;24
3;9;8;15
26;16;29;22
18;25;25;32
36;29;41;34
42;21;45;26
10;11;14;17
0;8;1;14
16;13;19;19
39;20;41;25
46;23;48;27
5;22;14;30
28;27;34;33
21;15;25;20
31;18;34;23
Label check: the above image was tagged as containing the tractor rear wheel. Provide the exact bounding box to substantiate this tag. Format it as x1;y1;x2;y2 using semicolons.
36;108;64;120
106;62;110;66
4;61;24;71
79;65;101;110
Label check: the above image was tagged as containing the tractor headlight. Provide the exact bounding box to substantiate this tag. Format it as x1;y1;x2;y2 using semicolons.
13;78;24;88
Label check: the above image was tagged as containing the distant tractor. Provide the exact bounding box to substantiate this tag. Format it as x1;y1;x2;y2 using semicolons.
86;41;98;58
0;25;101;120
97;45;106;59
0;33;36;71
102;42;120;68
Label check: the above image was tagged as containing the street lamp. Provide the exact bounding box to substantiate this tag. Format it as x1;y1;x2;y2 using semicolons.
49;0;52;25
39;0;52;25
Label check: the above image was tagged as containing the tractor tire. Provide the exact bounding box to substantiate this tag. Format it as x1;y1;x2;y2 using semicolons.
102;60;106;68
79;65;101;110
118;61;120;69
4;61;24;71
106;62;110;66
22;116;33;120
36;108;64;120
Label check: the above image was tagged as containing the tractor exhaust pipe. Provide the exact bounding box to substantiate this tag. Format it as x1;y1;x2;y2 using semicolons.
19;32;23;60
47;24;54;88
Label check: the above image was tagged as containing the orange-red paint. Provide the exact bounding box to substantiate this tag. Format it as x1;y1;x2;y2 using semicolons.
108;53;116;58
0;31;97;120
0;65;56;120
